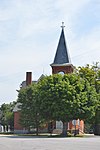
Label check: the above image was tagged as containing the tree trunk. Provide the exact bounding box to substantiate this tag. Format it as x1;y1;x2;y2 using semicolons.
62;121;68;137
36;119;39;136
36;124;39;136
74;125;77;136
36;113;39;136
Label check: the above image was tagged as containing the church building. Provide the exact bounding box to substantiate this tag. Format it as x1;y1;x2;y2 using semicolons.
13;23;84;134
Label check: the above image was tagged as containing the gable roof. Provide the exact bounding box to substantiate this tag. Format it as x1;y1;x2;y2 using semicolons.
51;27;71;66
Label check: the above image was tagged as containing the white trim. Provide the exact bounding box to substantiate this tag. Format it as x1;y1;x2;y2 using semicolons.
50;63;73;67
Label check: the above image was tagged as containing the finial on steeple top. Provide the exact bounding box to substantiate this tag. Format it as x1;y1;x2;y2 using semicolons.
61;22;65;29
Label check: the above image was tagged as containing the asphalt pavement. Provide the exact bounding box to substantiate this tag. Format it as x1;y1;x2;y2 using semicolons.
0;134;100;150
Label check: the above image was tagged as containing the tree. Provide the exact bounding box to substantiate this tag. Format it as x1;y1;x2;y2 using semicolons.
17;64;100;136
17;84;43;135
92;63;100;135
37;73;98;136
78;64;100;134
0;101;16;131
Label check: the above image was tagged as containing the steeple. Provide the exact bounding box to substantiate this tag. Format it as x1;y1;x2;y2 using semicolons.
51;22;73;74
51;22;71;66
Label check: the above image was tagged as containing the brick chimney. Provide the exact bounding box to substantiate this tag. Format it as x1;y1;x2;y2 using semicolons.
26;72;32;86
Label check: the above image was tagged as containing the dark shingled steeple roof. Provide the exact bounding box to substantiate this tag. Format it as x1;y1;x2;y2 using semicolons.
51;25;71;66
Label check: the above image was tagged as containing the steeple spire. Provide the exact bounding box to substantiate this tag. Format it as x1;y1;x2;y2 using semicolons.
50;23;73;74
51;22;71;66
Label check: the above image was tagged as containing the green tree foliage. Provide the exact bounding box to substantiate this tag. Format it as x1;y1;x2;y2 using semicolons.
17;84;43;135
37;74;81;122
77;63;100;134
17;64;100;136
37;73;98;135
0;102;16;131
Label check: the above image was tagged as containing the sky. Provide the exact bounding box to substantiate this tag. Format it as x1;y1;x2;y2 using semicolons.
0;0;100;105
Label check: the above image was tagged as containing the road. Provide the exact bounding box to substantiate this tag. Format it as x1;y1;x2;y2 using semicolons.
0;134;100;150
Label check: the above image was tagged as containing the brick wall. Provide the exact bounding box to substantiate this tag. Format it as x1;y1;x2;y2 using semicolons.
14;112;23;130
52;65;73;74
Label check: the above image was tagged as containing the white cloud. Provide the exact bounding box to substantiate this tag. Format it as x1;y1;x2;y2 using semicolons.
0;0;100;104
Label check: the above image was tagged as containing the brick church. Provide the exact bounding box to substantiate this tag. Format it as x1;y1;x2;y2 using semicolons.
13;23;84;134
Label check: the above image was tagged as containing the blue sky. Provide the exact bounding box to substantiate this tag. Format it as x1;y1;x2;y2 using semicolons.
0;0;100;105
